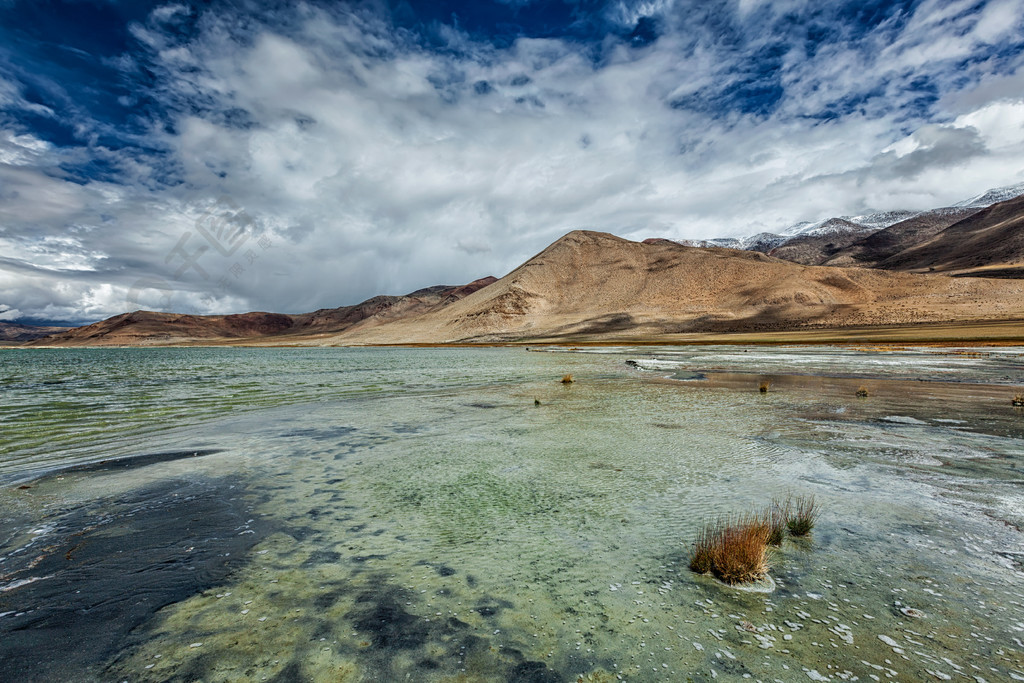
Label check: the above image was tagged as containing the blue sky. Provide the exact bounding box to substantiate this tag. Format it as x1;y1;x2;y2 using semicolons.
2;0;1024;324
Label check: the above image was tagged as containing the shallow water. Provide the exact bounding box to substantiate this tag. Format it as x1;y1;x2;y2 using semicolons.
1;346;1023;682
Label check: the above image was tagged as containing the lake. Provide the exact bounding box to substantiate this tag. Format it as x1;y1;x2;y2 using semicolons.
1;346;1023;682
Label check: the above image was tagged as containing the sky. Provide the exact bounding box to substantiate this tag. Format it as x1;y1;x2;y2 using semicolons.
2;0;1024;324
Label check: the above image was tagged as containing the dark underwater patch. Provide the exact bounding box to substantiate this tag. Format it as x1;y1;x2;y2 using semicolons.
0;476;269;682
18;449;226;481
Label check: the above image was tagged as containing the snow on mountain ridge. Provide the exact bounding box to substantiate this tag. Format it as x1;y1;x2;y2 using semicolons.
658;182;1024;254
780;217;876;239
738;232;787;251
849;210;918;230
953;182;1024;209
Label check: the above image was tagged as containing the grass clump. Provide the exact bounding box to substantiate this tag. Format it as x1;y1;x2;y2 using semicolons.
763;500;787;546
689;524;716;575
856;386;869;398
689;514;771;584
786;494;819;536
690;494;823;584
1013;390;1024;407
758;381;771;393
561;373;574;384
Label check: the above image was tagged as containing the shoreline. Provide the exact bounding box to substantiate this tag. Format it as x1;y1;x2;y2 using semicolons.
11;318;1024;349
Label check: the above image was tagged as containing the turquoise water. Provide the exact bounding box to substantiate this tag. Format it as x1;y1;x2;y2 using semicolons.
1;346;1023;681
0;348;568;479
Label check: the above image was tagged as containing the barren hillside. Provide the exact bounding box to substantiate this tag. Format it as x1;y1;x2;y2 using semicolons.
332;230;1024;343
876;195;1024;276
29;277;497;346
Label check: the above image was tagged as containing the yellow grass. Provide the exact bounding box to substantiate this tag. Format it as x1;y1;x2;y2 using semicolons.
690;514;771;584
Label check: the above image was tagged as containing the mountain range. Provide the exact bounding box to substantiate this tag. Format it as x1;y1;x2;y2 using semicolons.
0;322;70;343
17;183;1024;346
673;182;1024;264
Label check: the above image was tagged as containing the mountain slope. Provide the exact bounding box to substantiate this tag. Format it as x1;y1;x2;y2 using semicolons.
0;322;70;342
29;277;497;346
767;219;874;265
669;182;1024;267
805;207;981;267
331;230;1024;344
954;182;1024;209
876;195;1024;276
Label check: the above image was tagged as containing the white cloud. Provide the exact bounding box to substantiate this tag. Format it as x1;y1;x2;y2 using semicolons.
971;0;1024;43
2;1;1024;324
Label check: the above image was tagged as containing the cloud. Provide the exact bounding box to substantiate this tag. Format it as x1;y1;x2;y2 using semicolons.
1;0;1023;324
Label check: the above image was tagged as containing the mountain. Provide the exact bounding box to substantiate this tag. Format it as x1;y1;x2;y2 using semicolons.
0;322;70;342
954;182;1024;209
768;218;876;265
874;194;1024;276
669;181;1024;265
328;230;1024;344
28;277;497;347
24;231;1024;347
772;209;981;267
844;210;920;231
819;207;981;267
675;232;787;253
21;181;1024;347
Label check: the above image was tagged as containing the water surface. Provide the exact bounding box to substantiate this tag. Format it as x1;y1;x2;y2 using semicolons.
1;346;1022;681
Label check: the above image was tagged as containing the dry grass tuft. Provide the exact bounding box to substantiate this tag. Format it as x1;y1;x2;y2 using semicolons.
561;374;574;384
786;494;819;536
689;523;717;575
1013;391;1024;407
856;386;869;398
690;514;771;584
763;499;787;547
758;381;771;393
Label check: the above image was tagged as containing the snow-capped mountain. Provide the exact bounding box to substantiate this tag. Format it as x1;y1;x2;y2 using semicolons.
780;217;877;239
847;210;919;230
739;232;788;251
672;182;1024;254
953;182;1024;209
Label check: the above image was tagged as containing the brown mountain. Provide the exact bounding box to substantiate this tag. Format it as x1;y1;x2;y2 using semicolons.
28;277;497;347
330;230;1024;344
767;218;873;265
873;195;1024;276
0;322;70;342
26;227;1024;347
819;207;981;267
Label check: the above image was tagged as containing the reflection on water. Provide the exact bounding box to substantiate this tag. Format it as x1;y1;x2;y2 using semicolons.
1;346;1023;681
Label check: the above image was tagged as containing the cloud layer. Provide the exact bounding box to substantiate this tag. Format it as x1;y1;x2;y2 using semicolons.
2;0;1024;323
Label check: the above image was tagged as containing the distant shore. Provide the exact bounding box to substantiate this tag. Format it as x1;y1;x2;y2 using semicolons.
9;318;1024;349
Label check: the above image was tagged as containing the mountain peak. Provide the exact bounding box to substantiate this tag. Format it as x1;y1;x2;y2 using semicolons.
954;181;1024;209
